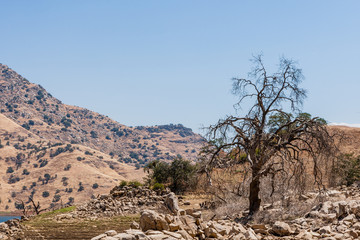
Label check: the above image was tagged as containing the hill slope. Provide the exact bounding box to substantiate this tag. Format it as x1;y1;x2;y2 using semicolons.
0;113;145;211
0;64;204;168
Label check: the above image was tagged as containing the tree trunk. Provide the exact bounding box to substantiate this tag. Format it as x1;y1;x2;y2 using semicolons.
249;175;261;216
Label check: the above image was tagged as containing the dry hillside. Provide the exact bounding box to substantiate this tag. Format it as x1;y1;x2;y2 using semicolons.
0;113;146;211
0;63;205;169
0;63;205;212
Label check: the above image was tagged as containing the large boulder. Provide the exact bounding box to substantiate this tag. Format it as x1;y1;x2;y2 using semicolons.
165;193;180;214
140;210;159;231
139;210;169;231
271;221;292;236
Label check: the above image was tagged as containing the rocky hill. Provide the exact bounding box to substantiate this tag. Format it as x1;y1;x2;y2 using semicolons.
0;63;205;169
0;63;204;211
0;113;146;211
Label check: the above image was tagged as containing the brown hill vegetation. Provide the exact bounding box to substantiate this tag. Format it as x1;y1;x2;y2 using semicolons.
0;63;204;211
0;63;204;169
0;113;145;211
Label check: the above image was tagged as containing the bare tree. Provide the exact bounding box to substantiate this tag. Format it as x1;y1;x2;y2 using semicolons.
29;196;46;215
202;55;335;217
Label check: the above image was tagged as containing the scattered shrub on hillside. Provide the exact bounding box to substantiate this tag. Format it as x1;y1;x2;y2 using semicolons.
8;175;20;184
90;131;98;138
11;192;16;198
92;183;99;189
39;159;48;168
30;182;36;189
22;169;30;175
21;123;30;130
85;151;93;156
22;186;27;191
64;164;71;171
52;194;61;202
78;182;84;192
6;167;14;173
14;202;24;210
42;191;50;198
61;117;72;128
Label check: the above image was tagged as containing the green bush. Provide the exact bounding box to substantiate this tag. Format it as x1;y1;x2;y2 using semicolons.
152;182;165;191
145;157;198;194
128;180;142;188
333;154;360;186
119;180;127;187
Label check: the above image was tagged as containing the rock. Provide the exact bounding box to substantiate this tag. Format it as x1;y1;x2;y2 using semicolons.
342;213;355;224
165;193;180;214
113;233;136;240
295;231;314;240
336;201;348;218
105;230;117;236
244;229;258;240
251;224;267;230
169;223;180;231
176;229;193;240
318;226;331;234
162;230;182;239
155;215;169;231
271;221;292;236
130;221;140;229
0;233;9;240
140;210;160;231
91;234;107;240
0;223;9;232
190;211;202;219
204;226;220;238
210;222;230;236
230;224;247;235
179;215;197;237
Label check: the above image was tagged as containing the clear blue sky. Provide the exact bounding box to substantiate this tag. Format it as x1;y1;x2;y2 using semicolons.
1;1;359;134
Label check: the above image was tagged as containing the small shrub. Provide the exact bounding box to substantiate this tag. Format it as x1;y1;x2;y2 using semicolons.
119;180;127;187
128;180;142;188
6;167;14;174
42;191;50;198
152;182;165;191
85;151;93;156
92;183;99;189
64;164;71;171
52;194;61;202
22;169;30;175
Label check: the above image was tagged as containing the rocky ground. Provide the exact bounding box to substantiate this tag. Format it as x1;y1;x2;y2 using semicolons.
2;184;360;239
91;185;360;240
